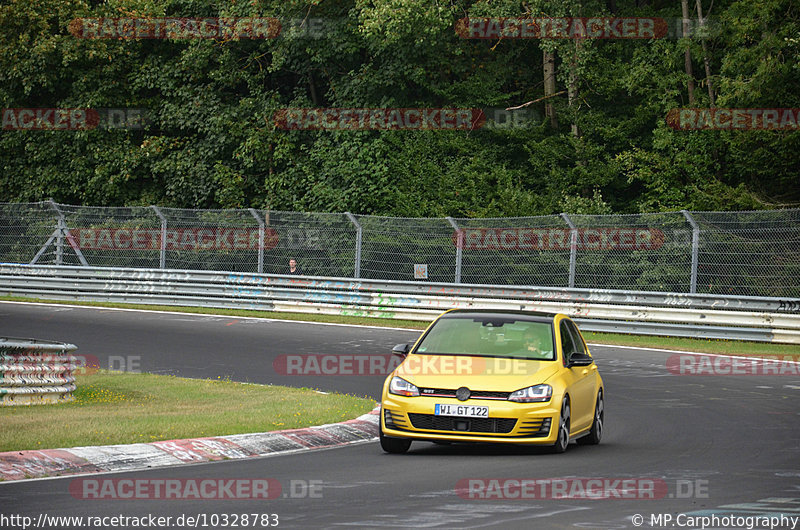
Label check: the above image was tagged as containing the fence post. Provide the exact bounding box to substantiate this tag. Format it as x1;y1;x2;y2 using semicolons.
248;208;265;274
46;200;88;266
345;212;362;279
681;210;700;294
446;217;462;284
560;213;577;288
50;201;64;266
151;206;167;269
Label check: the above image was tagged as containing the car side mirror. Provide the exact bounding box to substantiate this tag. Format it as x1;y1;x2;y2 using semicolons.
391;343;411;358
568;352;594;367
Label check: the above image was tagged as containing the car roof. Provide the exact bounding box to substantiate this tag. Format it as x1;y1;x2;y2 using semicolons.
439;309;558;322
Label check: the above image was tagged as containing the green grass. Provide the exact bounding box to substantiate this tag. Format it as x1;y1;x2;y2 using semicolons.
2;295;797;358
0;295;426;329
582;331;799;358
0;370;376;453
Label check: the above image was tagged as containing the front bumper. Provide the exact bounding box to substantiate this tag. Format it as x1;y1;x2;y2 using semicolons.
381;395;560;445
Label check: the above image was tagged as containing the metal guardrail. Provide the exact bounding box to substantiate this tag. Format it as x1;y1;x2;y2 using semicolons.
0;337;78;405
1;264;799;344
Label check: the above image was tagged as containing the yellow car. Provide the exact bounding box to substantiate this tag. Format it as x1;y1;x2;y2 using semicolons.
379;309;603;454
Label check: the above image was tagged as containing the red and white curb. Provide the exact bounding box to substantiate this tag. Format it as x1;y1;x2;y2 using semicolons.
0;407;379;482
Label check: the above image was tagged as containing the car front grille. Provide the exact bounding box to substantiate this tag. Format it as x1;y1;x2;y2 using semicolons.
408;413;517;434
418;388;511;400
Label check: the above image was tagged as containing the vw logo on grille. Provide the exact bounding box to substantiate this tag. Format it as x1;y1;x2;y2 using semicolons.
456;387;471;401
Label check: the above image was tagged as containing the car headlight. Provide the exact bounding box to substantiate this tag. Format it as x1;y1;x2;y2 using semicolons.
389;376;419;397
508;384;552;403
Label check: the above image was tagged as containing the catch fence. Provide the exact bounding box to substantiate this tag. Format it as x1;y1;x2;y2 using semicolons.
1;201;798;297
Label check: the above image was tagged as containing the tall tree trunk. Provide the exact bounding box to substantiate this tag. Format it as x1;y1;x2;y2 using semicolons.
568;46;580;138
543;48;558;129
681;0;696;104
308;71;319;106
695;0;715;106
568;2;583;138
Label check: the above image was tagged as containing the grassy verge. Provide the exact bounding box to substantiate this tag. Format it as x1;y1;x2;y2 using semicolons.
582;331;799;358
0;370;376;453
0;295;427;329
2;296;797;358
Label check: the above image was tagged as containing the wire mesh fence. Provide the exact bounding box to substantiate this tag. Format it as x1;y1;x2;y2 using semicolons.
454;214;572;287
1;201;798;297
689;209;800;297
567;211;692;292
358;216;456;282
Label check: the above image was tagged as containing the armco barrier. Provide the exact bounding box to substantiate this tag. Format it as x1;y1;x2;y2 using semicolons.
0;337;78;405
1;264;799;344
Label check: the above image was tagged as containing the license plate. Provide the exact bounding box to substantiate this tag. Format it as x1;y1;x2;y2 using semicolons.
434;404;489;418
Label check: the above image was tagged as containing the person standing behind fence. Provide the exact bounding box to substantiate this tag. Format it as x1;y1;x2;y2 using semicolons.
288;258;302;275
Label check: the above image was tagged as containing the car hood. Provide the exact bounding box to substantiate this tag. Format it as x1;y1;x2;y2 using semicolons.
394;354;561;392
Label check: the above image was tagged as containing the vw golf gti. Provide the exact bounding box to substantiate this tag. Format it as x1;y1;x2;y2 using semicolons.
379;309;603;453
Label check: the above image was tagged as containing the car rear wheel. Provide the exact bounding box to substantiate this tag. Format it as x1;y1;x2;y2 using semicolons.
577;390;603;446
380;426;411;454
551;399;570;454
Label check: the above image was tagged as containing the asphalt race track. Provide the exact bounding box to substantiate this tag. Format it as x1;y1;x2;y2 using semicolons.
1;301;799;529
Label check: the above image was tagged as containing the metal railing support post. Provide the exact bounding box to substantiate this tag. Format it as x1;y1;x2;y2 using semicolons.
249;208;265;274
560;213;577;288
345;212;362;279
151;206;167;269
47;200;64;265
681;210;700;294
446;217;462;284
55;219;65;266
47;200;88;266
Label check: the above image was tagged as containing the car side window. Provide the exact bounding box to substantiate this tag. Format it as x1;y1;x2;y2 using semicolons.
565;320;588;355
559;322;578;365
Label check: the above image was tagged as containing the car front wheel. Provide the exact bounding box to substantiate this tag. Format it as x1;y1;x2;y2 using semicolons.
551;399;570;454
578;390;605;445
577;390;603;446
380;426;411;454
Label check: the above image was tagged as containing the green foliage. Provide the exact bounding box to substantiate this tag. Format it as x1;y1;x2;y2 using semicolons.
0;0;797;213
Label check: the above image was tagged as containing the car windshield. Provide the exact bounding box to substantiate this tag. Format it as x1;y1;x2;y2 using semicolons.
414;316;555;360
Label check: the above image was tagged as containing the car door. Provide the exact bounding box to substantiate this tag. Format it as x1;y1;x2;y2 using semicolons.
559;319;597;432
